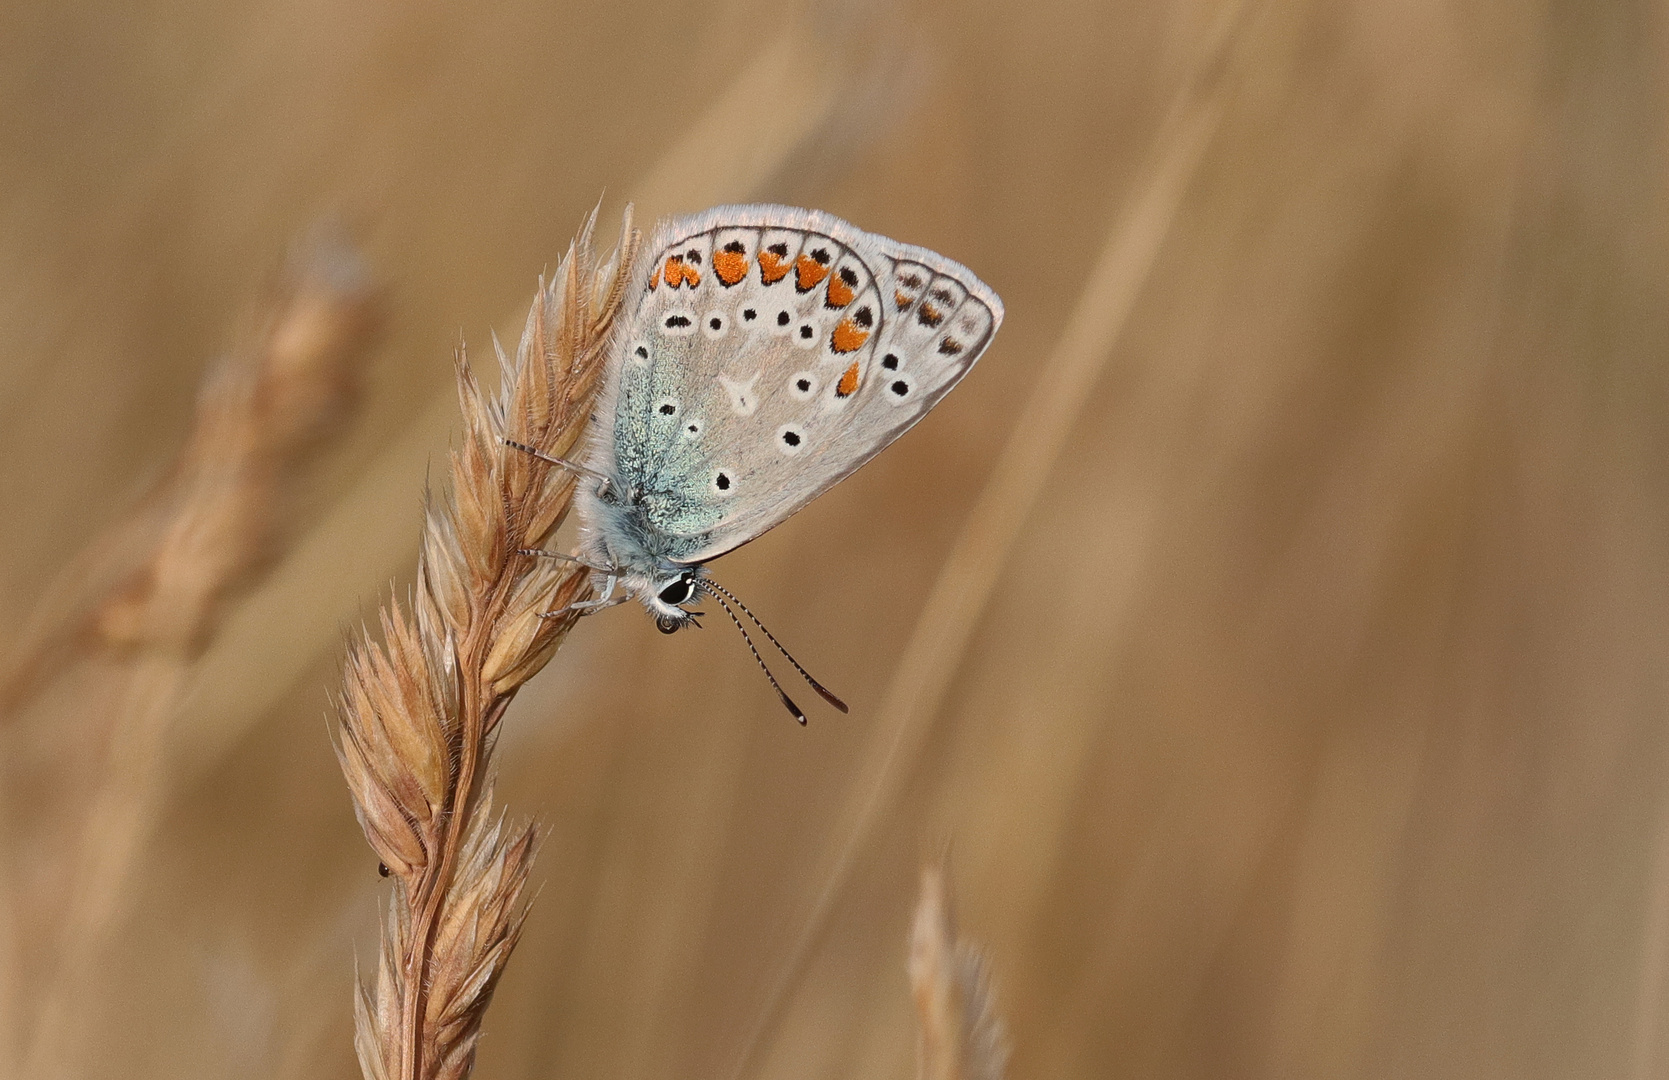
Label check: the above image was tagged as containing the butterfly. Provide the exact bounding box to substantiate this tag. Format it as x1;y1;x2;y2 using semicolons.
515;205;1002;721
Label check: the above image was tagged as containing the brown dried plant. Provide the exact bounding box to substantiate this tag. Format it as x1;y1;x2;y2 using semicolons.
336;209;639;1080
93;233;378;654
17;231;383;1080
910;863;1009;1080
1;230;381;715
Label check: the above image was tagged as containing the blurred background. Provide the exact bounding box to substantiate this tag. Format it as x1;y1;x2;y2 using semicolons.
4;0;1669;1078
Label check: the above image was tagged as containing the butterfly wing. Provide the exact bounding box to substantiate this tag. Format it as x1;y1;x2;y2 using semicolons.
595;204;1003;566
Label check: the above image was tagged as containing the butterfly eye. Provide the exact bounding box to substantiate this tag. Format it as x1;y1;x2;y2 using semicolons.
657;577;694;605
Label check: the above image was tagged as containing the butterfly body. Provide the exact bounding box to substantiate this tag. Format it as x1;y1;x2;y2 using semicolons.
573;204;1002;634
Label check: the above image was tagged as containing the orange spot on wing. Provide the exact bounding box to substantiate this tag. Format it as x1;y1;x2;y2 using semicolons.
758;250;790;283
649;264;661;290
714;247;749;285
663;255;700;289
917;301;943;327
795;253;830;291
826;274;854;308
895;289;913;309
836;360;861;397
831;317;870;354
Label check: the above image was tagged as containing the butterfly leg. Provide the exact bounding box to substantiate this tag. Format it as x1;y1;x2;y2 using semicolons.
543;572;627;618
517;547;613;574
559;594;629;616
503;438;615;499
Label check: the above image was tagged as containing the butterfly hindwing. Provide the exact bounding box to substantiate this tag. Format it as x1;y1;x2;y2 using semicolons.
602;205;1002;565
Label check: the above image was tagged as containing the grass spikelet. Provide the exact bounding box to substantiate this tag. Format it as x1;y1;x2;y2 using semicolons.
0;230;382;716
337;208;639;1080
95;229;382;654
14;228;385;1078
910;863;1009;1080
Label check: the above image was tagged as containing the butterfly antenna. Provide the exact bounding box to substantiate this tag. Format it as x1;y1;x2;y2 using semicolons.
703;579;848;713
704;587;806;725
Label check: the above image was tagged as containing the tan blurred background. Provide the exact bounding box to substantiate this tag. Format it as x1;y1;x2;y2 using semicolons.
5;0;1669;1077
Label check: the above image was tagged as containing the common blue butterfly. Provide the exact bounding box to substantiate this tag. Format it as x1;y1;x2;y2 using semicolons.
516;205;1002;720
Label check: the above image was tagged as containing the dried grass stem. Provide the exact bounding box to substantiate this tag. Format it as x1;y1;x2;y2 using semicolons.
337;210;638;1080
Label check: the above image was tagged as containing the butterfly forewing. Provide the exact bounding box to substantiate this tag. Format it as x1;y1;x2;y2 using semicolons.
604;205;1002;566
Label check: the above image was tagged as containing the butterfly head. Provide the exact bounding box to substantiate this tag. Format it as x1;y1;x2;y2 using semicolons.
647;567;705;633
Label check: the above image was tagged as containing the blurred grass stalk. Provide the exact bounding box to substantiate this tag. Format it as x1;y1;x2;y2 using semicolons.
338;213;635;1080
1;229;379;707
10;231;382;1077
910;863;1008;1080
725;4;1251;1075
